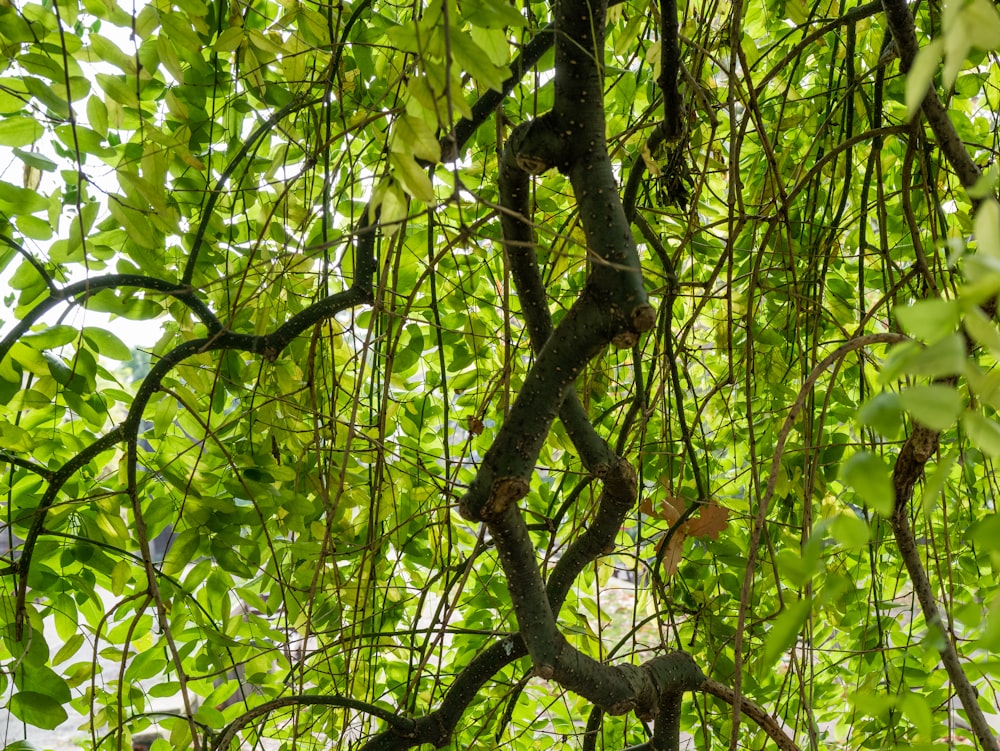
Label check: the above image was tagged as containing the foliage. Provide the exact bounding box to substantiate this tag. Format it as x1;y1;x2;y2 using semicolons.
1;0;1000;749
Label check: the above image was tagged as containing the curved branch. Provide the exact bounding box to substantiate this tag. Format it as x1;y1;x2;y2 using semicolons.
0;235;58;294
13;424;125;636
181;94;323;286
214;694;416;751
0;273;223;367
0;450;54;481
11;286;371;635
701;679;801;751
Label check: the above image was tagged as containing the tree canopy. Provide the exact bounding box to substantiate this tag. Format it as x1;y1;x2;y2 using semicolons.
2;0;1000;749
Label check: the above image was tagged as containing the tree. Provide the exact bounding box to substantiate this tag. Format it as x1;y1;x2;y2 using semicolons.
1;0;1000;748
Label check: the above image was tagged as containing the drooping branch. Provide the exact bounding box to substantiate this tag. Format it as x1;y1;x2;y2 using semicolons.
873;3;998;748
729;333;907;739
888;404;1000;751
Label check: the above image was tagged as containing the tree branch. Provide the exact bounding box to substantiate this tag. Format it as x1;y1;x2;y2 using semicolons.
880;0;982;191
499;119;617;473
701;679;801;751
213;694;417;751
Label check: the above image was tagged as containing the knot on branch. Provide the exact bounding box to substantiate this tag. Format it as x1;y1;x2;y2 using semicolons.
602;456;638;505
486;477;531;518
459;476;530;521
507;115;570;176
632;303;657;333
611;302;656;349
611;303;655;348
618;651;707;721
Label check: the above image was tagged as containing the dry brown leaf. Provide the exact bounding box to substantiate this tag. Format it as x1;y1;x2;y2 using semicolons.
656;530;687;577
686;500;730;539
663;495;686;523
641;495;686;524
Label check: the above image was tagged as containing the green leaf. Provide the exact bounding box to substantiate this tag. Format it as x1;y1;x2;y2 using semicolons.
962;0;1000;51
3;742;42;751
0;116;44;147
857;392;903;439
840;451;894;516
82;327;132;360
899;693;933;741
391;151;435;202
897;334;967;379
14;664;70;704
905;39;942;120
449;29;509;92
974;198;1000;258
23;77;69;118
898;384;963;431
392;113;441;163
376;179;409;235
0;421;35;451
763;598;812;668
54;124;116;158
461;0;526;28
21;325;78;349
963;304;1000;355
894;298;961;341
921;449;958;517
968;513;1000;551
0;181;48;214
962;410;1000;457
162;528;201;576
213;25;245;53
52;632;85;665
12;149;56;173
829;513;870;549
9;692;68;730
95;72;139;108
108;195;158;250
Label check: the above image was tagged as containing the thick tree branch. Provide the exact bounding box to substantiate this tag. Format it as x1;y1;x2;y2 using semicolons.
360;457;642;750
458;0;706;743
460;0;654;521
499;120;617;473
658;0;683;142
458;299;623;521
